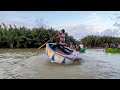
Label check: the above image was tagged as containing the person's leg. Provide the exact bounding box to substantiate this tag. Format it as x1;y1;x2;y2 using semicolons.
59;45;72;55
66;55;73;59
52;44;60;50
61;45;73;54
57;44;67;53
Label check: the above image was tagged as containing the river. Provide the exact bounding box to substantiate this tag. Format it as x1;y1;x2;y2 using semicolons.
0;48;120;79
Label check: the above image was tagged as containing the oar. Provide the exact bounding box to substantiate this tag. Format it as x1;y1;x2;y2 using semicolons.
38;32;58;49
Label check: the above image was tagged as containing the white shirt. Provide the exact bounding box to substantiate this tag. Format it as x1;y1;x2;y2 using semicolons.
79;44;83;48
66;50;81;59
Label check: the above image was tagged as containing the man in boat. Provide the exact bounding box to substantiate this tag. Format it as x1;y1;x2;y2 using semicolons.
52;29;72;54
52;29;66;48
55;29;66;46
66;45;81;62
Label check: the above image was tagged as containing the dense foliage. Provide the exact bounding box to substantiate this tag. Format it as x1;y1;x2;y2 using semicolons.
2;23;119;49
0;23;77;48
81;35;120;48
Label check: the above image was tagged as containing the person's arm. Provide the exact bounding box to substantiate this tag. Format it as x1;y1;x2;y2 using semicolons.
52;31;60;38
54;34;65;38
54;36;63;38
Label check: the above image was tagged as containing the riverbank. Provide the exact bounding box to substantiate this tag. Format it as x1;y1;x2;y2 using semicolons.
0;47;104;49
86;47;104;49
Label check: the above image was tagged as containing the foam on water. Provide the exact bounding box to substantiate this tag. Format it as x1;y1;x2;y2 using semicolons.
0;48;120;79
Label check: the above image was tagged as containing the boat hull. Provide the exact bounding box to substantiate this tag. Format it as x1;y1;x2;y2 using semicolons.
105;48;120;53
46;43;81;64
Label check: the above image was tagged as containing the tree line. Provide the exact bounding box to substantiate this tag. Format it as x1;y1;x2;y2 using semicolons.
1;23;119;49
0;23;77;48
81;35;120;48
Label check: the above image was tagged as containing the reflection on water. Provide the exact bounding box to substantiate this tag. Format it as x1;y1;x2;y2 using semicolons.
0;48;120;79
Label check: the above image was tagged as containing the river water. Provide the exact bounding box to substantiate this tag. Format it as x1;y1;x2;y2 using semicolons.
0;48;120;79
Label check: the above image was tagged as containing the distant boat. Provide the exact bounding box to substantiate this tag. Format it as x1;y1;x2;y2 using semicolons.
79;44;86;52
46;43;81;64
79;48;86;53
71;48;86;53
105;48;120;53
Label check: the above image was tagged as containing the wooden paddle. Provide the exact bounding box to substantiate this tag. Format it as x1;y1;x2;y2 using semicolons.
38;32;59;49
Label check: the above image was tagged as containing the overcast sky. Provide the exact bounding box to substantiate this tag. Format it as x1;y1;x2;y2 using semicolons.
0;11;120;39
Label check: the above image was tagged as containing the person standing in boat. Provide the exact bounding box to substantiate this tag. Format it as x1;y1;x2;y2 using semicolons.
53;29;72;54
54;29;66;45
52;29;66;49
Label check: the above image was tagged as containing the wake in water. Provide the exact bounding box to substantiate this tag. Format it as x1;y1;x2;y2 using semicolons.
0;49;120;79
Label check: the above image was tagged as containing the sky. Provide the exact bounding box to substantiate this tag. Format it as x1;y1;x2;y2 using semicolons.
0;11;120;39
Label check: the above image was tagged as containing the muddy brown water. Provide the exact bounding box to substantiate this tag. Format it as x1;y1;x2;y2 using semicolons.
0;48;120;79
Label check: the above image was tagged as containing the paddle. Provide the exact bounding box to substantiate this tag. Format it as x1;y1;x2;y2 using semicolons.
38;32;59;49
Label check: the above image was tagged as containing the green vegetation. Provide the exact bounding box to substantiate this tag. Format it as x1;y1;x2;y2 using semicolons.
0;23;77;48
105;48;120;53
81;35;120;48
1;23;120;49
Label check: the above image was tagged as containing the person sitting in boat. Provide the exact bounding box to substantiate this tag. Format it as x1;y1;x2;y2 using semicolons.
73;44;76;49
66;45;81;61
70;43;75;49
70;43;72;48
66;43;70;47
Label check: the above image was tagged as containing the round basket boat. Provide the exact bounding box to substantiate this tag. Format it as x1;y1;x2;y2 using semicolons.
46;43;81;64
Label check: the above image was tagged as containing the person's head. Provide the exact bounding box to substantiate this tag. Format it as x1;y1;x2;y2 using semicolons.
76;45;80;51
61;29;65;34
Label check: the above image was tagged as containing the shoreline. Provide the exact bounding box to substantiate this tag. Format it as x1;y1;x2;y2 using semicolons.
86;47;104;49
0;47;105;49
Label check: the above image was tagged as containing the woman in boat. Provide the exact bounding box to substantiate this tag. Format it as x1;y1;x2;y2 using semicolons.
66;45;81;62
53;29;66;47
